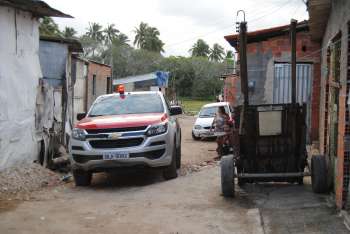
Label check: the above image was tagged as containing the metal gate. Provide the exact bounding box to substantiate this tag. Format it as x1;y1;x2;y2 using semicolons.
273;63;313;140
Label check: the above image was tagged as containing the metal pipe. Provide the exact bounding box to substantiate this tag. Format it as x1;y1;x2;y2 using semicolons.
290;19;297;104
237;172;310;178
239;22;249;106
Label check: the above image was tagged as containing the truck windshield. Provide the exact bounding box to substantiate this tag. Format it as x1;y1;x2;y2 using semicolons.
88;94;164;116
199;106;229;118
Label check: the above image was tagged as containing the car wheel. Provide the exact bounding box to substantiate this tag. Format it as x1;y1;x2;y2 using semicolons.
176;142;181;169
73;170;92;186
163;145;178;180
192;131;200;140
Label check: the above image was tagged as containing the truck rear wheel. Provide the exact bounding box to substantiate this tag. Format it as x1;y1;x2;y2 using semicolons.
311;155;328;193
73;170;92;186
221;155;235;197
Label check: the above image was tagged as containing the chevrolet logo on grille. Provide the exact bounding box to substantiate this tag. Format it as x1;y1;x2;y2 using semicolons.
108;133;123;139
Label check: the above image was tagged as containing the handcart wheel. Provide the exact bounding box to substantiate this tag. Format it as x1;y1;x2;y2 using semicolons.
221;155;235;197
311;155;328;193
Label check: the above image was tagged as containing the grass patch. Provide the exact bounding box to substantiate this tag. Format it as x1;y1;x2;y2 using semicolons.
180;99;213;114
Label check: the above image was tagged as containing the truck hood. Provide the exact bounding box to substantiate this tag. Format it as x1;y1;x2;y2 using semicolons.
76;113;167;129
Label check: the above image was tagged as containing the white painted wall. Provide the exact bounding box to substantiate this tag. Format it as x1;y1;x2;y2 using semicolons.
0;7;42;170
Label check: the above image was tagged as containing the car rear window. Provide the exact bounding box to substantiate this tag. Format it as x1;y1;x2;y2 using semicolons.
88;94;164;116
199;106;229;118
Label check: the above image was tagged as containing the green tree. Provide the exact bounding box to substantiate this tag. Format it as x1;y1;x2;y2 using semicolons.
86;22;104;41
134;22;164;53
113;33;129;46
209;43;225;62
134;22;148;48
189;39;210;58
39;17;61;37
63;27;77;38
104;24;119;44
225;50;234;60
84;22;104;57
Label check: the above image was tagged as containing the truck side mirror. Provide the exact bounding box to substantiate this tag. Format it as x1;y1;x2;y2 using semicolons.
170;106;183;116
77;113;86;121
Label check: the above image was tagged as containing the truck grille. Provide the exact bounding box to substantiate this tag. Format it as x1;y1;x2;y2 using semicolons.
72;149;165;163
86;126;147;134
89;138;144;149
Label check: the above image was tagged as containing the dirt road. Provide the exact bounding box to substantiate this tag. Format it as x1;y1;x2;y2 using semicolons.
0;116;348;233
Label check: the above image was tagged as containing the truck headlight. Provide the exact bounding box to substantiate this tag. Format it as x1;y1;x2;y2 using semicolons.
194;125;202;130
146;123;168;136
72;128;87;141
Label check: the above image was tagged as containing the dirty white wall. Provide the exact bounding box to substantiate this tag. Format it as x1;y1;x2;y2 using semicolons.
73;59;87;124
0;7;41;170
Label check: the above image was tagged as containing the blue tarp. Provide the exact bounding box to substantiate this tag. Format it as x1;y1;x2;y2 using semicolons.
156;71;169;88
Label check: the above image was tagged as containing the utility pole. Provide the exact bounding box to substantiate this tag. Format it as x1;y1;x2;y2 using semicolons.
290;19;297;105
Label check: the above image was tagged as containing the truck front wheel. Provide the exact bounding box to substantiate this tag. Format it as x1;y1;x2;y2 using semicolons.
73;170;92;186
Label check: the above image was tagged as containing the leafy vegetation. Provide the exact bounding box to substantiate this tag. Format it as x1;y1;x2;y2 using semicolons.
180;99;213;114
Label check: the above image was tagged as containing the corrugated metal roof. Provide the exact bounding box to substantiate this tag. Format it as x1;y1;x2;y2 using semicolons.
113;73;157;85
88;59;111;68
40;36;83;52
224;21;309;48
0;0;72;18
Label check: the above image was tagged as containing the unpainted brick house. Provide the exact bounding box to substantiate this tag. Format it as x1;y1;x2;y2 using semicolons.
307;0;350;210
73;59;112;121
224;21;322;142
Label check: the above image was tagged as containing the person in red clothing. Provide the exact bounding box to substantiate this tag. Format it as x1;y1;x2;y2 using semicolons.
212;106;231;159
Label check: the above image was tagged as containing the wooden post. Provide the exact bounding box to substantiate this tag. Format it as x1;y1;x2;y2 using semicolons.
291;19;297;104
239;22;249;107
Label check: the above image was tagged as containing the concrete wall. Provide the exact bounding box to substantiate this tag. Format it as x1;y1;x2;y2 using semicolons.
87;62;111;108
317;0;350;209
0;7;42;170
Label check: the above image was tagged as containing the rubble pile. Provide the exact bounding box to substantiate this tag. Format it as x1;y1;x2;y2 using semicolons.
0;163;60;200
179;160;218;176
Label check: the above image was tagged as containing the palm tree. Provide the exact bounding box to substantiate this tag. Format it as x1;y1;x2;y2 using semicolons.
144;27;164;53
85;22;104;57
86;22;104;41
104;24;119;44
189;39;210;57
134;22;149;48
63;27;77;38
209;43;225;62
112;33;130;47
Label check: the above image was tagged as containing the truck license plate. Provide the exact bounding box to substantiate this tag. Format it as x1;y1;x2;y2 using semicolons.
103;152;129;160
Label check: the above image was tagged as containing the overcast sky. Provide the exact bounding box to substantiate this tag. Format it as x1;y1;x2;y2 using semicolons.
45;0;309;56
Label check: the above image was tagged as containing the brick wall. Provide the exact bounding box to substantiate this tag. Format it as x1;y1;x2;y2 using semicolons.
223;74;239;106
86;61;112;108
235;31;321;141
